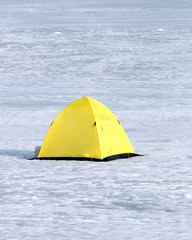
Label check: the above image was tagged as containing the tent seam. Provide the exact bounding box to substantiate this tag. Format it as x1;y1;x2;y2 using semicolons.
86;97;102;160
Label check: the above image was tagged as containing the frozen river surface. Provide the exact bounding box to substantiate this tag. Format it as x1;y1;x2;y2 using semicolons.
0;1;192;239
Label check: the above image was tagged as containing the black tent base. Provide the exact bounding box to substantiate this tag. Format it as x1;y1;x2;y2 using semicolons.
34;153;142;162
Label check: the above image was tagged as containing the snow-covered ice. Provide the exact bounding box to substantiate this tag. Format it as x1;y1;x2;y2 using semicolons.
1;0;192;239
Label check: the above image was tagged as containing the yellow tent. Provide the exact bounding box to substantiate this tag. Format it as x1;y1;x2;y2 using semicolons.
37;96;138;161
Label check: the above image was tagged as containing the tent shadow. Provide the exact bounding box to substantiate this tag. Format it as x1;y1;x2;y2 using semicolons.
0;149;34;159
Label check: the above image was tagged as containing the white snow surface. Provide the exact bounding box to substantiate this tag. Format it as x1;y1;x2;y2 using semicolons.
1;1;192;239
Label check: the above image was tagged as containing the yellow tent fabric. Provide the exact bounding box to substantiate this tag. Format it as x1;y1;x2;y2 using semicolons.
37;96;137;161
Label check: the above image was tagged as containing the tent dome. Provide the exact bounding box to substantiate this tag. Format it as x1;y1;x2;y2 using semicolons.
37;96;137;161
